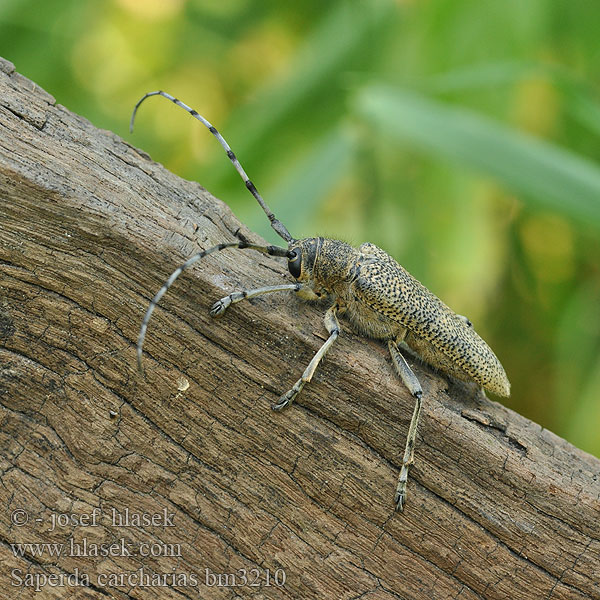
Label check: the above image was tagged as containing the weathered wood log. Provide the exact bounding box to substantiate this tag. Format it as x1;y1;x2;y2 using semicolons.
1;57;599;599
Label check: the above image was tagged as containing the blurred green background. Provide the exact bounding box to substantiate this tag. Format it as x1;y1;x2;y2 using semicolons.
2;0;599;456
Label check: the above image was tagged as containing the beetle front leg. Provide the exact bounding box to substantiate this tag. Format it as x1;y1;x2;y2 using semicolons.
272;304;340;411
388;340;424;511
210;283;300;317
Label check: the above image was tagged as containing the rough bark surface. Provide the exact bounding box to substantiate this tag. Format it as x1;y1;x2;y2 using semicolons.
1;58;599;600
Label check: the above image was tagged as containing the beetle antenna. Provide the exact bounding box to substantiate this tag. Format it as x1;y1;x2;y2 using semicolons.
130;91;294;243
136;240;292;374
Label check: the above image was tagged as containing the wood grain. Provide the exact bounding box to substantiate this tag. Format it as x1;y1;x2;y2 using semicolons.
1;57;599;599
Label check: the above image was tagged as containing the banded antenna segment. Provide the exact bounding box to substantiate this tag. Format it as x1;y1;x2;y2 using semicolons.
130;91;294;243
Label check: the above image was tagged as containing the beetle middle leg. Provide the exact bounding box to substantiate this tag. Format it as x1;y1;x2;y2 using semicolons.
388;340;423;511
272;304;340;411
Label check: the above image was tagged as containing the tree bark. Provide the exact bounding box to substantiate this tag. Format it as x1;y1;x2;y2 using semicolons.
1;57;599;600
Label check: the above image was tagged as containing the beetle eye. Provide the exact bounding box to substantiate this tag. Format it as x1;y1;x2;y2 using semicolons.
288;249;302;279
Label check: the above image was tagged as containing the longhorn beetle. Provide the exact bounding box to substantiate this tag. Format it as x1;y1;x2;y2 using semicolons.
132;91;511;511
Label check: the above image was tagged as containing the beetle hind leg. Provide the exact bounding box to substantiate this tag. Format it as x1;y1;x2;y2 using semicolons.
388;340;424;511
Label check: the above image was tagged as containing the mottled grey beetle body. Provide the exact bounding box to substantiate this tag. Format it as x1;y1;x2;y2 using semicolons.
290;237;510;397
132;90;510;511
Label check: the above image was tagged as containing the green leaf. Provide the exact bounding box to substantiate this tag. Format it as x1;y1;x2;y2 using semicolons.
355;84;600;227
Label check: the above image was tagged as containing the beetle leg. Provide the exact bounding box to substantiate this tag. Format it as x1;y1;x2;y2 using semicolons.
272;304;340;411
210;283;300;317
388;340;423;511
